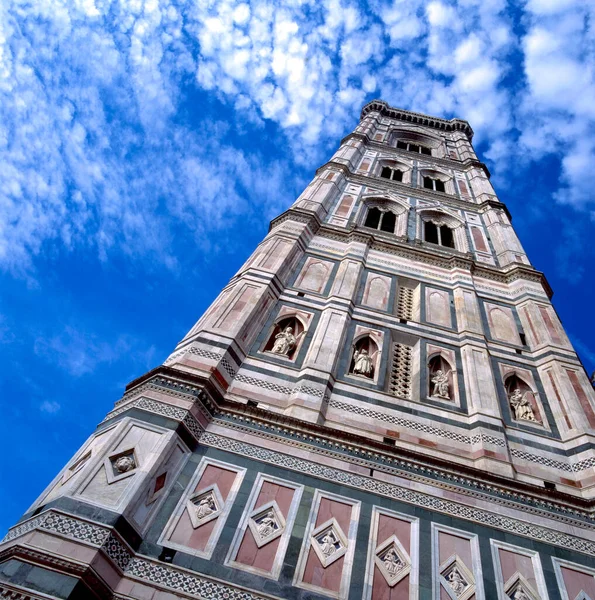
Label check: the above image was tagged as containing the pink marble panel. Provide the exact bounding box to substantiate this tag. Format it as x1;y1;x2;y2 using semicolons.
296;259;331;293
336;195;354;217
488;306;518;344
438;532;472;568
376;515;411;554
499;549;536;590
471;227;488;253
566;370;595;428
426;289;451;328
315;498;352;532
214;285;256;330
539;306;562;344
372;568;410;600
303;546;344;593
561;566;595;599
166;465;237;552
234;481;296;573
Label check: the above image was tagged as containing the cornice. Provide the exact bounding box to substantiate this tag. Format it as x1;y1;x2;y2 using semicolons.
361;99;474;141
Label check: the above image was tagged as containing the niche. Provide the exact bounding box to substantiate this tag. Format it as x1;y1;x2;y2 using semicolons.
504;374;541;424
264;316;307;360
349;335;380;380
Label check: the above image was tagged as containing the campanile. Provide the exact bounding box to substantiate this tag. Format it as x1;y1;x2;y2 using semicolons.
2;100;595;600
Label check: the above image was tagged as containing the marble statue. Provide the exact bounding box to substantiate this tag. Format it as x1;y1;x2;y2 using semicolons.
383;549;404;576
271;326;304;356
352;347;379;377
509;389;536;422
320;531;338;556
447;568;467;595
431;369;451;399
256;511;278;538
513;589;530;600
195;496;216;520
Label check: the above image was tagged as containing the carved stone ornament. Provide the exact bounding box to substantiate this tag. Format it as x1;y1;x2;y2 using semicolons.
439;555;475;600
503;572;541;600
374;534;411;587
187;484;224;529
508;389;537;422
311;518;348;568
105;448;139;484
247;500;286;548
430;368;451;400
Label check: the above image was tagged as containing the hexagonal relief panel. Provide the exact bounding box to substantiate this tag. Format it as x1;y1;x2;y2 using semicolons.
311;518;348;568
374;534;411;587
248;500;286;548
504;572;541;600
104;448;138;484
439;554;475;600
187;484;224;529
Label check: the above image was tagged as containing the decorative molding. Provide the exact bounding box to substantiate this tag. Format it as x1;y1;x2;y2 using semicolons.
125;557;275;600
200;433;595;556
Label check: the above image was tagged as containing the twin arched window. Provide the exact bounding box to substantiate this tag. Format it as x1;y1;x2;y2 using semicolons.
364;207;397;234
423;176;445;192
396;140;432;155
424;221;454;248
381;166;403;182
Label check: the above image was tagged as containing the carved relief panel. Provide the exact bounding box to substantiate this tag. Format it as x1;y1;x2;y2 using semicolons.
158;458;246;559
293;490;361;600
490;540;549;600
225;473;303;580
432;524;485;600
363;506;419;600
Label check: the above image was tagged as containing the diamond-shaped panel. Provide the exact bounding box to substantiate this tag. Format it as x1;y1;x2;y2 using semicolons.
504;572;541;600
248;500;286;548
439;554;475;600
374;534;411;587
187;484;223;529
311;518;348;568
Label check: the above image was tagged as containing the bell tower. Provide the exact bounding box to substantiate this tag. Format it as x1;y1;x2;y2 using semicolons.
2;100;595;600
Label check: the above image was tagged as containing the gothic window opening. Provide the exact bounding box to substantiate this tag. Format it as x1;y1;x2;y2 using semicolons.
380;166;403;182
264;317;306;360
350;336;379;379
424;221;455;248
397;140;431;155
423;176;445;192
364;207;397;234
428;355;454;401
505;374;540;424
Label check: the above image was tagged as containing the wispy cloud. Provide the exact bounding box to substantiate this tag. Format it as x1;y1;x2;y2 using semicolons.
39;400;61;414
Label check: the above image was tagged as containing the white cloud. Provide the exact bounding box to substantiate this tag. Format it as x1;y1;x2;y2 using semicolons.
40;400;61;414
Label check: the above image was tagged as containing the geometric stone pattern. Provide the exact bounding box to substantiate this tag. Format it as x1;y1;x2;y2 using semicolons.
200;432;595;555
234;374;293;396
125;558;269;600
396;286;414;320
389;343;413;399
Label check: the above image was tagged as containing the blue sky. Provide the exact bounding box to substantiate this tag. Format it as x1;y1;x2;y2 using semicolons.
0;0;594;535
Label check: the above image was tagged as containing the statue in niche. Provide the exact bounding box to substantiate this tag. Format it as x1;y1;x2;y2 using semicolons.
113;455;136;474
447;568;467;596
195;495;216;520
320;531;338;556
431;369;451;399
352;346;379;378
509;388;536;422
383;549;404;576
256;511;278;538
271;326;305;357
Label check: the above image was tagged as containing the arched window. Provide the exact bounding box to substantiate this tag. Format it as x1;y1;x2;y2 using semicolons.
396;140;432;155
424;222;454;248
423;176;445;192
264;316;306;360
381;166;403;182
364;207;397;234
